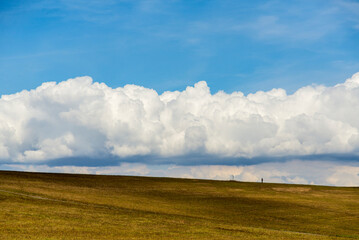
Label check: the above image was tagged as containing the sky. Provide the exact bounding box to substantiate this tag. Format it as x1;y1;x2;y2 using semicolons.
1;0;359;186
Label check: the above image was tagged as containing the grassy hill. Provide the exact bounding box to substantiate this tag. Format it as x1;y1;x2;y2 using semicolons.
0;170;358;239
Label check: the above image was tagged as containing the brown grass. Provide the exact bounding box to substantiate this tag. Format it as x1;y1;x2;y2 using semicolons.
0;170;358;239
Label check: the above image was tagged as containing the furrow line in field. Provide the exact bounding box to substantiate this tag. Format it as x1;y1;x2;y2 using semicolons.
0;189;85;205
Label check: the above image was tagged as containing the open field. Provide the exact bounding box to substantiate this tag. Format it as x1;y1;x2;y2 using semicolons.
0;170;358;239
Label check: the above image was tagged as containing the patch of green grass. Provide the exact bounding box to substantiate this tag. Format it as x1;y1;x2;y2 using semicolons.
0;170;358;239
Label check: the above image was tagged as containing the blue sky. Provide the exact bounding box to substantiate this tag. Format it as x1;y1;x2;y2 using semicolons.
1;0;359;185
1;0;359;95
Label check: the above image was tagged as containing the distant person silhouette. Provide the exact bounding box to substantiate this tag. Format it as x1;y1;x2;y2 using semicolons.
261;178;263;183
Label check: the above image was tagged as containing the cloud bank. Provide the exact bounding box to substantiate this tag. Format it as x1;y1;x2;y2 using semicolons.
1;73;359;165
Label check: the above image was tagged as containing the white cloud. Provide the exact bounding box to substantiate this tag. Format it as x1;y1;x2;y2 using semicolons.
0;163;150;176
326;165;359;186
1;73;359;164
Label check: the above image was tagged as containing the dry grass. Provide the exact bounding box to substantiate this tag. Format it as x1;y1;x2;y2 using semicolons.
0;170;358;239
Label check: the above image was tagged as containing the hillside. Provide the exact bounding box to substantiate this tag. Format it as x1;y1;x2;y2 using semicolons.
0;170;358;239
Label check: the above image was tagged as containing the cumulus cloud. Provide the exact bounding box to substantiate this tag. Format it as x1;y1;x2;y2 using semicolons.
1;73;359;165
